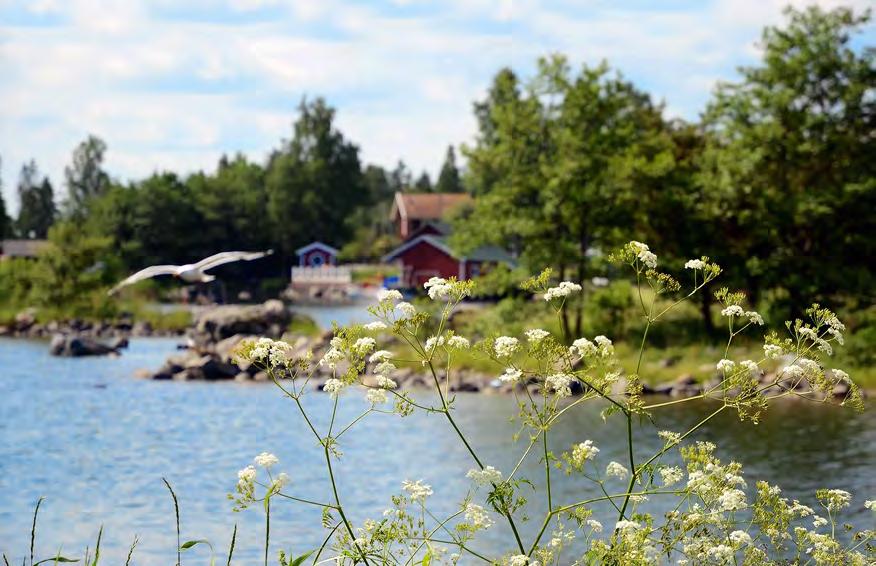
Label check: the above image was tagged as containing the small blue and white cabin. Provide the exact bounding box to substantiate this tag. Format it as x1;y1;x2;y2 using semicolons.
295;242;339;267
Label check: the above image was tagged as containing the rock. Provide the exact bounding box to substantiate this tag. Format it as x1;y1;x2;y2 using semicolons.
107;336;129;350
14;308;37;331
49;333;119;357
0;325;10;336
131;321;153;337
213;334;252;362
193;300;292;343
234;372;251;382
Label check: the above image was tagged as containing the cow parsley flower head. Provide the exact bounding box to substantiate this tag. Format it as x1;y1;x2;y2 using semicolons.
717;359;735;373
396;302;416;318
319;347;344;369
377;288;403;303
466;465;503;486
425;335;445;352
718;488;748;511
273;472;290;490
740;359;760;374
606;461;629;480
366;388;388;405
353;337;376;355
254;452;279;468
238;465;256;486
571;440;600;466
463;503;493;531
684;259;706;270
424;277;453;300
499;367;522;383
730;530;752;546
660;466;684;487
820;489;851;511
525;328;550;343
507;555;530;566
764;344;783;359
447;335;470;349
614;520;640;532
864;500;874;510
545;373;573;398
658;430;682;445
369;350;392;363
638;250;657;268
364;321;387;331
401;479;433;502
323;378;345;398
543;281;582;301
494;336;520;358
721;305;744;317
745;311;764;325
586;519;603;533
569;338;597;357
376;375;397;389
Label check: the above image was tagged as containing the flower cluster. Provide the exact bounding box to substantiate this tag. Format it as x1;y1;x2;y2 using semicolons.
543;281;582;301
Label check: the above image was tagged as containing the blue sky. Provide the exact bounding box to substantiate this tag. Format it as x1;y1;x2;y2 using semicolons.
1;0;872;210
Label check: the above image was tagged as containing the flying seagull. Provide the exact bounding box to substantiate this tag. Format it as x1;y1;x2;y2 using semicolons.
108;250;273;295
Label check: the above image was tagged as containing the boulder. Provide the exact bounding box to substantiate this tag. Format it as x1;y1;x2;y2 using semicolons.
49;334;119;357
14;308;37;331
193;300;292;343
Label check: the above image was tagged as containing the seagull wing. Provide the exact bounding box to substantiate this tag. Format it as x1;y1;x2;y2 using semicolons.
108;265;180;295
193;249;274;273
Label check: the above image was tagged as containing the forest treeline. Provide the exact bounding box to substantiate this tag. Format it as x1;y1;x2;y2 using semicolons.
0;6;873;334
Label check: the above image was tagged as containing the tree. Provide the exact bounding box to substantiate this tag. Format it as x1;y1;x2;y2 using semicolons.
64;135;109;219
414;171;433;193
16;160;56;238
363;164;393;203
435;145;464;193
0;155;9;238
455;56;676;337
698;6;876;317
388;160;412;193
265;98;367;258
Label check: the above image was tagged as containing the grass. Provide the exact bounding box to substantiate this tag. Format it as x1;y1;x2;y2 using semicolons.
288;314;321;338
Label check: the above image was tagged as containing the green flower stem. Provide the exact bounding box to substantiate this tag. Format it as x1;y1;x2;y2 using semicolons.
403;509;464;566
311;522;342;566
271;492;338;509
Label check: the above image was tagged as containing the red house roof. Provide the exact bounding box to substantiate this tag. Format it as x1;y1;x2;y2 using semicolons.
391;192;472;222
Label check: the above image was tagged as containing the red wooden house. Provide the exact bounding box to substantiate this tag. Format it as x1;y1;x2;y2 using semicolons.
384;193;514;288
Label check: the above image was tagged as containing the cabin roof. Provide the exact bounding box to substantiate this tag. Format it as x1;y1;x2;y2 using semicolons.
391;192;472;222
382;234;515;266
294;241;339;256
0;239;49;258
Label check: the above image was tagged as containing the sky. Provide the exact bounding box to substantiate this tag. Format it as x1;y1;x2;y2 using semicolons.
1;0;873;211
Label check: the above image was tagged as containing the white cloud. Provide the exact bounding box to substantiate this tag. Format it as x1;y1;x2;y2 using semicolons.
0;0;872;210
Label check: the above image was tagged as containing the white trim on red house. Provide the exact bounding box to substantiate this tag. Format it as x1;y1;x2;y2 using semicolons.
382;234;456;263
294;242;340;256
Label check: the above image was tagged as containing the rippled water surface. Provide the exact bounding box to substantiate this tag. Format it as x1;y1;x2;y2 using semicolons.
1;337;874;563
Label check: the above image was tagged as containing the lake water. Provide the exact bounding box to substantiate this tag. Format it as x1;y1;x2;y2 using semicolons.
1;337;873;564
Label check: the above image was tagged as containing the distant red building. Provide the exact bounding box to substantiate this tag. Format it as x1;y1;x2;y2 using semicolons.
295;242;339;267
384;193;513;288
390;192;472;239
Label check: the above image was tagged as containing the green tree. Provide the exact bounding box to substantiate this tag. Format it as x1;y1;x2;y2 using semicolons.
435;145;464;193
16;160;56;238
64;134;109;219
0;155;10;238
363;164;393;203
388;160;412;193
414;171;433;193
698;6;876;317
265;98;367;258
456;56;676;337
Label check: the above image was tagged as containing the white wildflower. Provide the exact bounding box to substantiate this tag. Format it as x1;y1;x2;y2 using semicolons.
543;281;582;301
425;335;445;352
507;555;530;566
745;310;764;325
364;321;387;331
424;277;453;300
525;328;550;343
571;440;600;466
740;360;760;374
783;364;804;379
447;335;470;349
586;519;603;533
763;344;783;359
658;430;682;445
569;337;597;357
717;359;735;373
467;466;503;486
366;388;387;405
353;337;376;355
730;530;752;546
721;305;744;317
376;375;397;389
396;302;416;318
684;259;706;270
659;466;683;487
401;479;433;502
319;347;344;369
813;515;828;528
273;472;290;490
494;336;520;358
237;465;256;485
591;276;609;287
323;378;345;398
463;503;493;531
707;544;733;563
254;452;279;468
822;489;851;511
638;250;657;268
630;241;649;254
545;373;573;398
374;361;396;375
499;367;522;383
606;461;628;480
717;488;747;511
369;350;392;363
377;289;403;303
864;500;874;510
614;520;640;532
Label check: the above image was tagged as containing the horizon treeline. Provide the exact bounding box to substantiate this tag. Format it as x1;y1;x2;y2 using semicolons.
0;5;873;328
